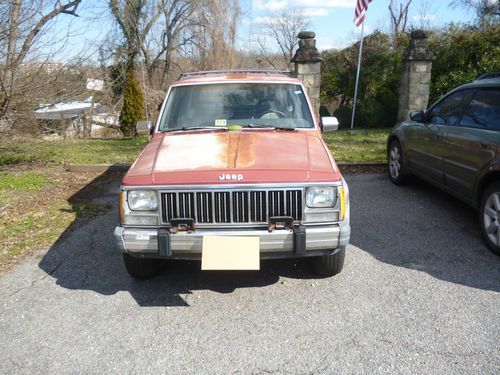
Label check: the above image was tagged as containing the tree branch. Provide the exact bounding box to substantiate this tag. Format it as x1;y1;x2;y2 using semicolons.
14;0;82;66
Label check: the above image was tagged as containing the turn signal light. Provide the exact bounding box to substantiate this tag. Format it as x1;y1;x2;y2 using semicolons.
119;191;125;224
339;187;346;221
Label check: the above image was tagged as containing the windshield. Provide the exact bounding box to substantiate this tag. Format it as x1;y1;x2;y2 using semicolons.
158;83;314;131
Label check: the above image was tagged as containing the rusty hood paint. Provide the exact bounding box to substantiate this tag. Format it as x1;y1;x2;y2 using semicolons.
123;130;341;186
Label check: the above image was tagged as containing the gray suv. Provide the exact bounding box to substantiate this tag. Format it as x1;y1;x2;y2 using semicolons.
387;75;500;255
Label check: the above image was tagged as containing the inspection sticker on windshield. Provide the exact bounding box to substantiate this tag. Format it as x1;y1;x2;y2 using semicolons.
215;119;227;127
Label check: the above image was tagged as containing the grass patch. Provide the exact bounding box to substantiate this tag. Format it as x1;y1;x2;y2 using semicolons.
0;138;148;166
323;128;390;163
0;171;50;191
1;129;390;167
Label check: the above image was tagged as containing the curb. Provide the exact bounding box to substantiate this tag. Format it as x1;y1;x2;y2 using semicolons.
67;162;386;173
337;162;385;168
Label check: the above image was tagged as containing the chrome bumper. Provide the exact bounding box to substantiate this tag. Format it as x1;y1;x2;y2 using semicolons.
114;222;350;259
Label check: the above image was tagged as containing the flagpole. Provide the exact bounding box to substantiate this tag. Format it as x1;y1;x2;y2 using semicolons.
350;20;365;130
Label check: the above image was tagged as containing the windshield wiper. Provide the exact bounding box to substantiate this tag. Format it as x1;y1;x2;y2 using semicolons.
242;124;296;131
162;126;229;133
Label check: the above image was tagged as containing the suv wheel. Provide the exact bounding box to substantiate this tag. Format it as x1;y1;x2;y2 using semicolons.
122;253;163;279
388;140;407;185
312;246;346;277
480;183;500;256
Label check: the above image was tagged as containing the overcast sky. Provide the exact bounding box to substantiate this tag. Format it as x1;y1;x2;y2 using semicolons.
46;0;474;62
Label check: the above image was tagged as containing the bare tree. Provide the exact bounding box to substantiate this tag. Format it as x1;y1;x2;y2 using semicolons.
389;0;413;36
413;0;436;30
255;8;311;70
450;0;500;21
189;0;241;71
108;0;243;92
140;0;200;89
109;0;162;70
0;0;82;119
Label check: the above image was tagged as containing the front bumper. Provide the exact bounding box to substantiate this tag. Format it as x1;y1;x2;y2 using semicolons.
114;222;350;260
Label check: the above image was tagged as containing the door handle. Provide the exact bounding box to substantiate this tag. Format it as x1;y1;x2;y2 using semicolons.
480;142;489;149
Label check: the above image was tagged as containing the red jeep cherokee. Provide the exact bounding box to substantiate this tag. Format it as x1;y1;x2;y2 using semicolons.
114;70;350;278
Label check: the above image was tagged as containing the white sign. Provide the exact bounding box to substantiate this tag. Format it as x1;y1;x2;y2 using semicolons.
86;78;104;91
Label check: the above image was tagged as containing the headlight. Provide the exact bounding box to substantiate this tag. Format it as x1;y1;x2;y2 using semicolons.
127;190;158;211
306;186;336;208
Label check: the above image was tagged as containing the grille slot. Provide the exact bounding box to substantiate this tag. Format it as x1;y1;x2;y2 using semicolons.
178;192;195;218
196;192;213;223
161;189;302;224
286;190;302;220
162;193;176;222
214;192;230;223
250;191;267;222
232;191;249;222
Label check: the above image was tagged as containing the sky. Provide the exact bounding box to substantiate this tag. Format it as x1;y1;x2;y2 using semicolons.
241;0;475;51
46;0;475;62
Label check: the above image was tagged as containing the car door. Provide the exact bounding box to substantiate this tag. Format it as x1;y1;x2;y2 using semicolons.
442;88;500;199
406;90;472;186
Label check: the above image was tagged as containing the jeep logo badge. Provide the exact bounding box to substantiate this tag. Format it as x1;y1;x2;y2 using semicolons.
219;173;243;181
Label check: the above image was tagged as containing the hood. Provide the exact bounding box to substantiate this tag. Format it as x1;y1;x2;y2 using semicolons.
123;130;341;185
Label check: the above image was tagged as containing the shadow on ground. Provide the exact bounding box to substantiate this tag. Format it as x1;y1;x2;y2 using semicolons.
38;169;319;307
347;173;500;293
38;171;500;307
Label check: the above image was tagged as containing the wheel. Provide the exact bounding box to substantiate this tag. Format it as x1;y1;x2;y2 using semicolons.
122;253;163;279
388;140;408;185
312;246;346;277
479;183;500;256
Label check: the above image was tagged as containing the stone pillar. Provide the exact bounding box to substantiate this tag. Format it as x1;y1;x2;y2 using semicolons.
291;31;323;118
397;30;435;122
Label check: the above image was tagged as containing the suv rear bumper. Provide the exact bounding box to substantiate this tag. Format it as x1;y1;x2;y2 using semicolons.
114;222;350;260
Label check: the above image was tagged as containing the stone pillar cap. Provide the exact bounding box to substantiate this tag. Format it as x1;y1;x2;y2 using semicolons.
298;31;315;39
404;29;435;61
410;29;428;39
291;30;322;63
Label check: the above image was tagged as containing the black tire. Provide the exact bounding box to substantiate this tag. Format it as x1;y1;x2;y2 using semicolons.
312;246;346;277
122;253;163;279
387;140;408;185
479;182;500;256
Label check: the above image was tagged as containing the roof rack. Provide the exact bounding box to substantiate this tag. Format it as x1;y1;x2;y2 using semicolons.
179;69;293;80
476;72;500;81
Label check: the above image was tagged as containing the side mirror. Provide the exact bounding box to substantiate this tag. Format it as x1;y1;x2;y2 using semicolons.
136;120;153;136
409;111;425;123
321;116;339;132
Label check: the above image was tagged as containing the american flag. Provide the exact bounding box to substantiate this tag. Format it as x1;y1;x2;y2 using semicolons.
354;0;373;27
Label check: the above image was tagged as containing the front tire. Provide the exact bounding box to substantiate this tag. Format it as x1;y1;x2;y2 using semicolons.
122;253;163;279
312;246;346;277
388;140;408;185
480;183;500;256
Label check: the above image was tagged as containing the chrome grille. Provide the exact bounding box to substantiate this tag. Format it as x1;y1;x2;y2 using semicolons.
161;189;303;225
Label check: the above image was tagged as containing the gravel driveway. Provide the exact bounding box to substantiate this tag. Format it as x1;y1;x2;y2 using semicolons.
0;173;499;374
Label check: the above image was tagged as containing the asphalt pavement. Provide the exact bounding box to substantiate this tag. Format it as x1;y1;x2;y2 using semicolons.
0;173;499;374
